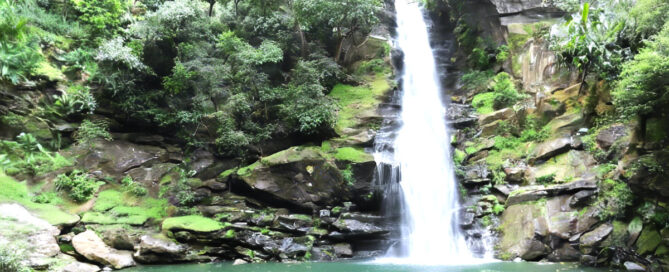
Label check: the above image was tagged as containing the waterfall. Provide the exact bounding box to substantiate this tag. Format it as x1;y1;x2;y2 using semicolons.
375;0;474;264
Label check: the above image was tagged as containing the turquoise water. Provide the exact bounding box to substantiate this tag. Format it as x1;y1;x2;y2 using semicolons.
125;261;614;272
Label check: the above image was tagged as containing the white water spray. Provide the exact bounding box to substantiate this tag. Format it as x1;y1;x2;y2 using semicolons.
385;0;473;264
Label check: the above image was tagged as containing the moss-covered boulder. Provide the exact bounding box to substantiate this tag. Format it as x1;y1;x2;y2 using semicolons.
531;150;596;183
625;149;669;197
230;146;350;211
162;215;225;233
636;225;661;255
497;201;550;260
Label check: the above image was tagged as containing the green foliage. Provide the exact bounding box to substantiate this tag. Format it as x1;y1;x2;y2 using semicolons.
121;176;148;196
31;192;62;204
74;119;112;144
535;173;556;184
0;174;78;225
356;59;386;75
70;0;127;39
496;45;509;62
491;72;523;110
55;170;104;202
0;0;42;84
469;48;490;70
163;61;196;95
0;246;30;272
547;2;633;80
471;92;495;114
461;70;493;92
596;179;634;220
85;189;168;225
629;0;669;38
613;23;669;119
0;133;72;176
53;85;97;118
341;164;355;186
334;147;372;163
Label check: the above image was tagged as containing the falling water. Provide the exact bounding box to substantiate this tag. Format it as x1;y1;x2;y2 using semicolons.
375;0;473;264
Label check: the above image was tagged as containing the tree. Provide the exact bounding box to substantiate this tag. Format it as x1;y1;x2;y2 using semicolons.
613;23;669;120
293;0;382;63
548;2;633;94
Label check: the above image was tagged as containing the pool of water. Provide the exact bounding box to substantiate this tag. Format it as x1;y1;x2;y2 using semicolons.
124;261;614;272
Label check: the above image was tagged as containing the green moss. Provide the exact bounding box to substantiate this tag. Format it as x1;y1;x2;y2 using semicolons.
85;189;168;225
218;168;237;180
329;72;391;134
321;141;332;152
237;161;261;177
0;174;78;226
471;92;495;114
32;61;64;81
334;147;373;163
162;215;225;233
453;149;466;165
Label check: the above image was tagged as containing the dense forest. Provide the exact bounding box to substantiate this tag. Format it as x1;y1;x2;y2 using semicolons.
0;0;668;270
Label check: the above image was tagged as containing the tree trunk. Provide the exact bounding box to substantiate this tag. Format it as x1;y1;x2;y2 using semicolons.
208;2;214;17
577;64;590;97
295;22;308;58
335;38;344;63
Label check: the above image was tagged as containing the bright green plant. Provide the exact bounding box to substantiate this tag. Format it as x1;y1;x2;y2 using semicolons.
0;0;41;84
69;0;127;39
536;173;556;184
55;170;103;202
121;175;148;196
53;85;97;118
491;72;523;110
595;179;634;220
341;164;355;186
74;119;112;144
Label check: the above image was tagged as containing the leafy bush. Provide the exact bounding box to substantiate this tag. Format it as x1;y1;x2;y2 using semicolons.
69;0;127;39
32;191;62;204
461;70;493;92
356;59;386;75
53;85;97;118
0;247;29;272
0;133;72;176
496;45;509;62
341;164;355;186
536;173;556;184
491;72;523;110
74;119;112;144
0;1;42;84
595;179;634;220
55;170;103;202
121;175;147;196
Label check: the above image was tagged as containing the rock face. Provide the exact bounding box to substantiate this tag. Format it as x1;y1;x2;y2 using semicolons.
134;235;188;264
72;230;136;269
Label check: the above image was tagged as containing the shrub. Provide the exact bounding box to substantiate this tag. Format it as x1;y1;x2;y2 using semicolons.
341;165;355;186
461;70;493;92
74;119;112;144
121;175;147;196
491;72;523;110
596;179;634;220
69;0;127;39
356;59;386;75
32;191;62;204
496;45;509;62
0;247;29;272
0;1;42;84
55;170;103;202
53;85;97;118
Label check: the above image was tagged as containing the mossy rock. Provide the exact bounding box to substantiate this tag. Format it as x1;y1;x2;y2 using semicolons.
532;150;596;183
260;146;326;166
162;215;225;233
498;201;549;260
333;147;373;163
0;174;79;226
637;225;661;255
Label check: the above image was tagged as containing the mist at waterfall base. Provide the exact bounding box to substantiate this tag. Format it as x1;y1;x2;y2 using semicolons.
373;0;473;264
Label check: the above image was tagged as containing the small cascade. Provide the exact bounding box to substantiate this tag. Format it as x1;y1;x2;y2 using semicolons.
373;0;476;264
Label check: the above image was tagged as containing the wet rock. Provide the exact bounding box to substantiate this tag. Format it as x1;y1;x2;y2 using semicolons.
546;112;584;136
71;139;168;178
506;179;597;205
330;218;389;240
548;212;577;239
479;108;514;126
102;228;136;251
547;243;581;262
580;223;613;254
201;179;228;192
233;259;248;265
460;211;476;228
134;235;187;264
581;255;598;266
311;246;336;261
275;214;313;234
624;261;646;271
461;163;490;187
126;163;176;185
72;230;136;269
333;243;353;257
279;237;310;258
62;261;102;272
503;163;527;183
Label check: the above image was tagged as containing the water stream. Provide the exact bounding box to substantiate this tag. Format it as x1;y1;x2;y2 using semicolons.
374;0;472;264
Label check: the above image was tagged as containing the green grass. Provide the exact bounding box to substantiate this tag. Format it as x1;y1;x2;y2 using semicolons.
329;73;391;134
237;162;261;177
82;189;168;225
334;147;373;163
162;215;225;233
471;92;495;114
0;174;78;226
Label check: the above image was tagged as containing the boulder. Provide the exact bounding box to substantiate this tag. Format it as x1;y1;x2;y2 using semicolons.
531;150;597;183
460;163;491;187
568;189;597;208
134;235;188;264
636;226;661;255
71;139;168;178
547;243;581;262
488;0;560;15
530;137;574;162
0;204;62;269
62;261;101;272
230;146;349;211
102;228;136;251
330;218;389;240
275;214;313;233
333;243;353;257
624;261;646;271
479;108;514;126
497;202;549;260
72;230;136;269
579;223;613;254
626;150;669;197
596;124;629;150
